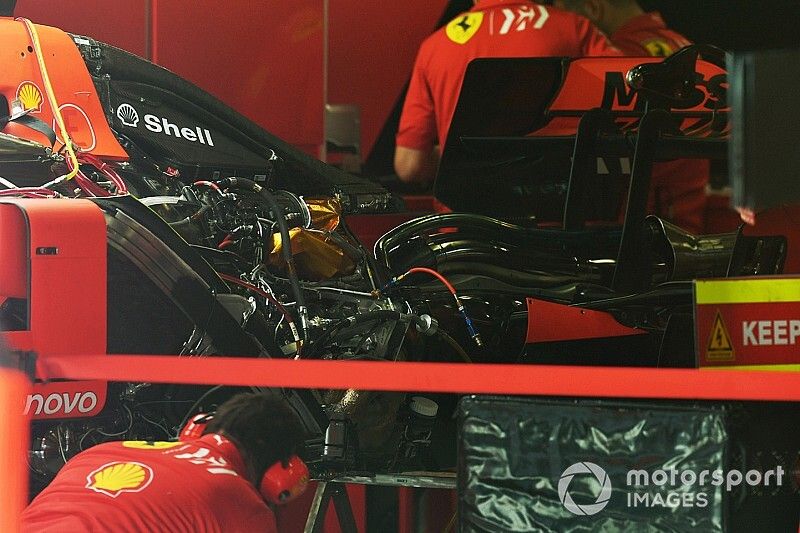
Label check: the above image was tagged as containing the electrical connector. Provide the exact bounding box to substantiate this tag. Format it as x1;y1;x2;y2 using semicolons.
379;277;401;294
458;305;483;347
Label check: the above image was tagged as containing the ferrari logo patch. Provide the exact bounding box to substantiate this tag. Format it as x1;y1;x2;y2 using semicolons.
706;311;734;361
643;39;674;57
122;441;182;450
446;13;483;44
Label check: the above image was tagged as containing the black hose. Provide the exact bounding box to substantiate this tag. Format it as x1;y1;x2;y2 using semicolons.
375;213;532;267
435;329;472;363
324;228;365;263
168;205;210;228
375;212;622;274
437;262;588;288
215;177;308;338
339;220;387;289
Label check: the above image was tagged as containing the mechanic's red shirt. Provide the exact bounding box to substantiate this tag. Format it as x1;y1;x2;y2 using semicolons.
21;434;277;533
610;12;690;57
397;0;620;152
612;12;708;233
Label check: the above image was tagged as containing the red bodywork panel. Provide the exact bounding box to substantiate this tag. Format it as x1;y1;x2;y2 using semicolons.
0;199;108;420
0;204;27;299
537;56;728;136
0;18;127;160
526;298;646;344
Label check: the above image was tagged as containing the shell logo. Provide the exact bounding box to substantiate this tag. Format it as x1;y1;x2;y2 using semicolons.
16;81;43;113
86;462;154;498
122;441;183;450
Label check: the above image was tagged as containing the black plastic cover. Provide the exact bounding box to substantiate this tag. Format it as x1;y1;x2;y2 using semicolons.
458;396;727;532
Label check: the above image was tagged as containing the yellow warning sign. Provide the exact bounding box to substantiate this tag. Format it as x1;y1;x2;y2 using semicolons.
706;311;734;361
446;13;483;44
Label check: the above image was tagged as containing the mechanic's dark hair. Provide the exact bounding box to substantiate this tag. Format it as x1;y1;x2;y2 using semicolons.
0;0;16;16
203;391;305;482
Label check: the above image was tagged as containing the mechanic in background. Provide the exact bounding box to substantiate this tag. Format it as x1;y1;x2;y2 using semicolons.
395;0;620;188
0;0;15;16
21;392;308;533
555;0;709;233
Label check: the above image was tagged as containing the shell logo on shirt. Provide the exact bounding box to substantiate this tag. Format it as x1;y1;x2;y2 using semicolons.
642;39;674;57
16;81;43;113
446;13;484;44
86;461;154;498
122;440;183;450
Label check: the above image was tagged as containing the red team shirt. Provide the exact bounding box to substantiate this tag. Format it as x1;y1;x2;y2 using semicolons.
397;0;620;152
610;12;690;57
612;12;709;233
21;434;277;533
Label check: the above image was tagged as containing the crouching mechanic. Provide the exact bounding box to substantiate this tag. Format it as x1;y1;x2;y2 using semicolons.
21;392;309;532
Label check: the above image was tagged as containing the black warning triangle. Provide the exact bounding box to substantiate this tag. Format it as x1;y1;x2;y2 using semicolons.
706;311;734;361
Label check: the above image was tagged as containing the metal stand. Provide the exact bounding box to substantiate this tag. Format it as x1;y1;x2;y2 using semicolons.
304;482;359;533
303;473;457;533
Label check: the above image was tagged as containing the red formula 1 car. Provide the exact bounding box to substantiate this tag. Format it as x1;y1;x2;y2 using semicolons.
0;18;795;495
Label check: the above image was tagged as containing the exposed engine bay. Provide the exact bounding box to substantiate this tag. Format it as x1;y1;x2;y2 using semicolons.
0;19;793;494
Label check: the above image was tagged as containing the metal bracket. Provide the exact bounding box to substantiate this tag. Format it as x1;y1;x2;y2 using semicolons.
612;108;678;293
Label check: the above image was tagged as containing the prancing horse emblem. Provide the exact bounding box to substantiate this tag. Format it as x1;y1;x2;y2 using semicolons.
446;12;484;44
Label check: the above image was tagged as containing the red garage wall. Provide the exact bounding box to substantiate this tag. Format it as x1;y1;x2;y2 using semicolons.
153;1;325;155
15;0;148;56
16;0;325;156
328;1;447;156
15;1;445;163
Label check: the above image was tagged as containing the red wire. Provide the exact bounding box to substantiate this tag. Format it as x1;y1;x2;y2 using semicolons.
77;153;128;195
401;266;481;345
218;238;235;250
0;187;58;198
217;272;301;353
405;267;458;296
194;181;222;193
78;153;123;191
65;156;108;197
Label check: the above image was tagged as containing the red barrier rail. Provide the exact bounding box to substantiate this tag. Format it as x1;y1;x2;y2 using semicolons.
38;355;800;402
0;367;30;533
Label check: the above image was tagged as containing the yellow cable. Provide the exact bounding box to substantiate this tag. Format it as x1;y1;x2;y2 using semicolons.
17;17;79;181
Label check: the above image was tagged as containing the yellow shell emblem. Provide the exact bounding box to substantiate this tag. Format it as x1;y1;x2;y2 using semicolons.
86;462;154;498
122;441;182;450
446;12;483;45
16;81;43;113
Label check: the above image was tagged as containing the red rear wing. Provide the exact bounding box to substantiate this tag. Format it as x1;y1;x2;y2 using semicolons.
537;56;728;136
